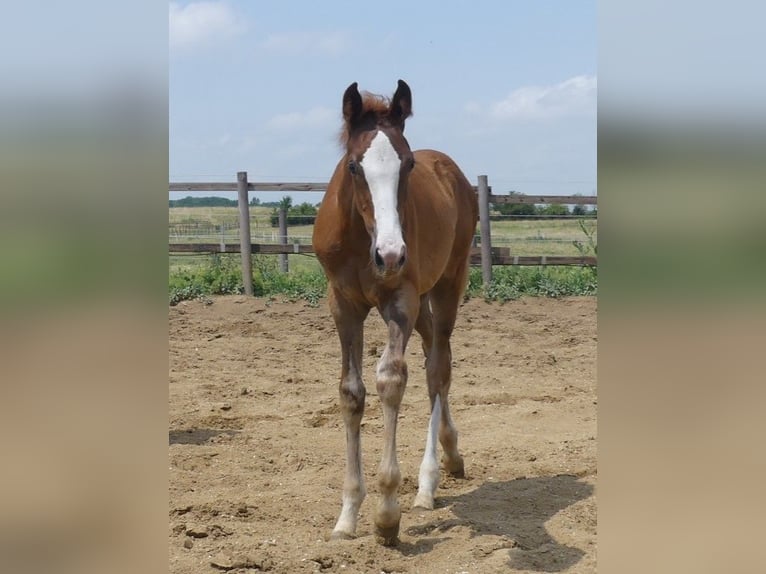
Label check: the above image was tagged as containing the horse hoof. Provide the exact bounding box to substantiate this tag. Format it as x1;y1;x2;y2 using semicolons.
328;530;355;542
412;493;434;510
374;523;400;546
444;457;465;478
449;466;465;478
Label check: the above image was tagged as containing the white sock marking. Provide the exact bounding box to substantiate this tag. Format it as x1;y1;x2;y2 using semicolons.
414;395;441;509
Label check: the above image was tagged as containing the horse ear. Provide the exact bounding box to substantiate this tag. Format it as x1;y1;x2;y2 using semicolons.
342;82;363;126
390;79;413;126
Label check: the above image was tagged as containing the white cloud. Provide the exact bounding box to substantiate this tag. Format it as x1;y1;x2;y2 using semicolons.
169;2;246;51
488;75;597;121
267;106;335;131
262;31;349;57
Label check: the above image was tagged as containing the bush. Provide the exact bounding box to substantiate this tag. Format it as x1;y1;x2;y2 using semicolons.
538;203;570;217
493;201;537;217
169;254;328;306
269;201;318;227
466;265;597;302
252;256;327;306
170;256;596;306
169;254;251;305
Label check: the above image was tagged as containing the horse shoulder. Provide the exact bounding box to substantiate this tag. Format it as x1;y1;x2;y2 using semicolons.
313;163;352;257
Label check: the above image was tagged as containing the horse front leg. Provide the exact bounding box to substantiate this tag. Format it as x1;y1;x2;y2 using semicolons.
328;289;370;540
374;288;419;546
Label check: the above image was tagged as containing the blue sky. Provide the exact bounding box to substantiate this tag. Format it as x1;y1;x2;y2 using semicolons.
170;1;596;204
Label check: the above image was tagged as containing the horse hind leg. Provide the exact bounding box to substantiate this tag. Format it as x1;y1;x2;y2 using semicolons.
413;279;466;509
413;293;440;509
414;294;433;360
413;335;462;509
413;392;442;509
432;278;467;479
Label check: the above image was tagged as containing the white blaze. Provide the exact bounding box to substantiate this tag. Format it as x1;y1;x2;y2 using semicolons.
360;131;404;262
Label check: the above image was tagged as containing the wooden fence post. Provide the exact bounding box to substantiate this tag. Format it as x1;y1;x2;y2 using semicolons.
237;171;254;296
278;206;288;273
477;174;492;288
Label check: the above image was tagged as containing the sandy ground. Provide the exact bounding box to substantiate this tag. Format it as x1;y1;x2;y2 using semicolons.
169;294;597;573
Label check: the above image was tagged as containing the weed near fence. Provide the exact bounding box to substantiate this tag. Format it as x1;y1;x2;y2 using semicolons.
169;253;596;306
169;254;327;306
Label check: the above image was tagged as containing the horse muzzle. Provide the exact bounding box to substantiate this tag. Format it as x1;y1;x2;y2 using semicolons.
373;244;407;274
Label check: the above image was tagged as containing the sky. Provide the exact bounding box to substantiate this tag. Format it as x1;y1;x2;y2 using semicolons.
169;1;597;204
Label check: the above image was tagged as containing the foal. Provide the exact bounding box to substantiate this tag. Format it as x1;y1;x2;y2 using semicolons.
312;80;478;545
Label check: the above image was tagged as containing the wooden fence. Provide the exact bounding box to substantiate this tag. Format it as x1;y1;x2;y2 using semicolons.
169;172;597;295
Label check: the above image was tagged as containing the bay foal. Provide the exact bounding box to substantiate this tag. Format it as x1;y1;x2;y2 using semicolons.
312;80;478;545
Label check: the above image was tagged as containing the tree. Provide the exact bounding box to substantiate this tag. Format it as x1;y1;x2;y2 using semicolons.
539;203;570;217
293;202;317;216
269;200;318;226
570;193;595;217
168;195;238;208
492;192;536;217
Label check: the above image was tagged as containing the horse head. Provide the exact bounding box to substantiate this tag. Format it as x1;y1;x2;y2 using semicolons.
341;80;416;275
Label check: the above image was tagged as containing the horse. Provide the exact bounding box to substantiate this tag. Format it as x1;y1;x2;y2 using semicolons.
312;80;478;546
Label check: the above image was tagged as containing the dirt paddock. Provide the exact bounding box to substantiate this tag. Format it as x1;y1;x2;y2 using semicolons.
169;295;597;573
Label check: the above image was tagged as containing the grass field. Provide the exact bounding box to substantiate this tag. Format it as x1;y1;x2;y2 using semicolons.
168;206;597;304
169;206;597;274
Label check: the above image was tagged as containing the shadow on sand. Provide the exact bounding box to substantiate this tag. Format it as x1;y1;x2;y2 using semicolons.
168;428;238;445
410;474;594;572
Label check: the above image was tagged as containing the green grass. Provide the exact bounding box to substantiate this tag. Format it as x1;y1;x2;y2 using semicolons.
467;265;597;301
169;253;596;306
488;217;597;256
169;253;244;305
169;253;328;306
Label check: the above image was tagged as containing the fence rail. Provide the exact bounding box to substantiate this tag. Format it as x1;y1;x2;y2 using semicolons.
169;242;596;267
489;194;596;205
170;182;330;193
169;173;597;295
169;182;598;206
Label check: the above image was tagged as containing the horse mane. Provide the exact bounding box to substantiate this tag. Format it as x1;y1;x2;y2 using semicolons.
338;92;401;147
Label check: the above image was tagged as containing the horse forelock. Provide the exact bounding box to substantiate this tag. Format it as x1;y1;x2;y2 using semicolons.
338;92;397;148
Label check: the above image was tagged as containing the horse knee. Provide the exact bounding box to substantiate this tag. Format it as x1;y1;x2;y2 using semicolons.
438;325;453;339
339;379;366;418
376;358;408;405
377;465;401;492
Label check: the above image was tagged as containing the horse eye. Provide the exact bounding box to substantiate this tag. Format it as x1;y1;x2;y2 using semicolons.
348;160;357;175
